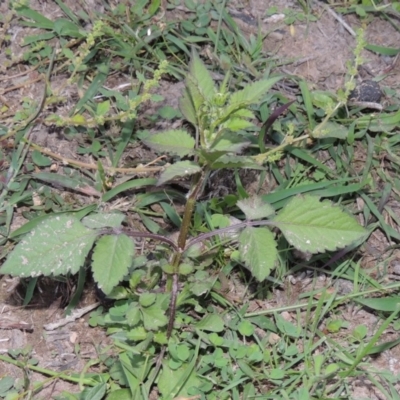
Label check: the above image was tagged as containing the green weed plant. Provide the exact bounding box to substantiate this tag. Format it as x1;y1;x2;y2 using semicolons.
1;50;368;399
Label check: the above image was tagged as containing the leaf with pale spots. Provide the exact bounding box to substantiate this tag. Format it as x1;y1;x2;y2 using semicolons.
272;194;367;254
237;196;275;220
82;212;125;229
92;234;135;295
157;160;201;186
239;227;277;282
1;215;98;277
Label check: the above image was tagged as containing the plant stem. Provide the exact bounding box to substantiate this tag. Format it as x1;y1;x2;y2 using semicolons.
166;171;206;338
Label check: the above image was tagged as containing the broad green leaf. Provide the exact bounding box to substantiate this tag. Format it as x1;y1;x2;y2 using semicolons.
179;87;197;125
210;132;250;153
210;155;265;170
33;172;101;197
1;215;97;277
16;6;54;29
141;304;168;330
83;382;106;400
273;195;367;253
106;389;131;400
355;296;400;312
0;377;14;394
275;313;301;338
237;196;275;220
231;108;255;119
148;0;161;16
158;361;204;398
195;314;225;332
198;149;226;165
96;100;110;116
118;353;147;391
157;161;201;186
9;206;97;238
239;227;277;281
185;74;205;116
188;48;215;102
139;292;156;307
312;121;348;139
189;270;215;296
126;305;141;326
143;129;195;157
310;91;336;111
238;320;255;336
222;117;255;131
31;150;51;167
23;32;55;45
82;212;125;229
53;18;85;38
228;77;281;109
92;234;135;294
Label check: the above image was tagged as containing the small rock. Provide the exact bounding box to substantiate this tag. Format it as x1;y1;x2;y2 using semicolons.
349;80;382;103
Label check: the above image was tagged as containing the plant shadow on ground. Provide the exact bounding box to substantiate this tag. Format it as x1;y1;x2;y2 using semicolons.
1;0;400;399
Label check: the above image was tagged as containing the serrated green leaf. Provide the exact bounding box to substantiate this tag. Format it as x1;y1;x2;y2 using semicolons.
139;292;156;307
92;234;134;294
82;212;125;229
210;155;265;170
273;195;367;253
179;87;197;125
185;74;204;116
1;215;97;277
228;77;281;109
143;129;195;157
157;161;201;186
188;49;215;102
141;305;168;330
239;227;277;281
237;196;275;220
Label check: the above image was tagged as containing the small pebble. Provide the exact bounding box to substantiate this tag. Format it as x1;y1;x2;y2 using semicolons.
392;263;400;275
349;80;382;103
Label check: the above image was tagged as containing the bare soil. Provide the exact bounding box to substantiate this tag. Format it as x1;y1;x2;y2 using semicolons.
1;0;400;398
